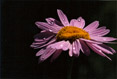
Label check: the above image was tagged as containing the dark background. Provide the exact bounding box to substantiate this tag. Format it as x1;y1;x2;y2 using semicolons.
1;0;117;79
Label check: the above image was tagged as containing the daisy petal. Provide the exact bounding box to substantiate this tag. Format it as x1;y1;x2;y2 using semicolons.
80;38;102;44
92;44;113;54
91;37;117;42
48;41;70;51
46;17;63;26
57;9;69;26
77;17;85;28
98;44;116;53
69;45;73;57
90;29;110;36
87;43;111;60
51;49;62;62
79;40;90;56
36;48;45;56
35;22;60;33
72;40;80;56
84;21;99;32
39;48;56;62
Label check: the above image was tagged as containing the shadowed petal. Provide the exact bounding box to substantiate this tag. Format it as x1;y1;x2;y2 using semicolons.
84;21;99;32
36;49;45;56
46;17;63;26
92;44;113;54
57;9;69;26
79;40;90;56
87;43;111;60
39;48;56;63
51;49;62;62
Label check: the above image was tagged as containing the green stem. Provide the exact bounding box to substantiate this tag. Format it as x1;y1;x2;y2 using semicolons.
67;57;74;79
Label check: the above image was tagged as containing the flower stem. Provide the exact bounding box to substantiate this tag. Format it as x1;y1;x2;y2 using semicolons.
67;57;74;79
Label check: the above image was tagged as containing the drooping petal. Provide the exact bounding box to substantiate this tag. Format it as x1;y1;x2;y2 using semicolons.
36;48;45;56
39;48;56;62
84;21;99;32
98;44;116;53
32;38;56;49
79;40;90;56
69;44;73;57
45;17;63;26
92;44;113;55
57;9;69;26
72;40;80;56
87;43;111;60
51;49;62;62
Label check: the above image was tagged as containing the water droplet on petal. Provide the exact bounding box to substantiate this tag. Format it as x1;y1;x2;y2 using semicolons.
73;47;75;50
49;29;52;32
78;18;81;22
103;38;106;41
99;50;102;52
60;44;63;47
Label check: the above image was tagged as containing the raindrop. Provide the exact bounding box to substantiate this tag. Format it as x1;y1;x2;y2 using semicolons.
49;29;52;32
60;44;63;47
78;18;81;22
99;50;102;52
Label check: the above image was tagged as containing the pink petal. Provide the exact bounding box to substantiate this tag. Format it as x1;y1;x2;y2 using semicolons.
57;9;69;26
91;36;117;42
84;21;99;32
51;49;62;62
72;40;80;56
39;48;56;62
35;22;60;33
45;17;63;26
76;17;85;28
87;43;111;60
80;38;102;44
69;44;73;57
48;41;70;51
89;29;110;36
98;44;116;53
79;40;90;56
92;44;113;55
36;48;45;56
32;38;56;49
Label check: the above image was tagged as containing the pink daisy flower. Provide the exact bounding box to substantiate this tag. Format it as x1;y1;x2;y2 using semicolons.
31;9;117;62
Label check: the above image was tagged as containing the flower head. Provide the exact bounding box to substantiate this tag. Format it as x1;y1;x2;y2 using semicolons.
31;9;117;62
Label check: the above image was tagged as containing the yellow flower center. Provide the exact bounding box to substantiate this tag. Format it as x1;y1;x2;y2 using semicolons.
56;26;90;42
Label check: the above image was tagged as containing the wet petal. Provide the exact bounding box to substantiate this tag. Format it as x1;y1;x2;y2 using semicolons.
46;17;63;26
84;21;99;32
57;9;69;26
51;49;62;62
76;17;85;28
48;41;70;51
72;40;80;56
87;43;111;60
35;22;60;33
92;44;113;54
91;36;117;42
39;48;56;62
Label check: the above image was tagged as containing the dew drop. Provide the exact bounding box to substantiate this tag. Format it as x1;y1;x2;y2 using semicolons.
60;44;63;47
78;18;81;22
99;50;101;52
49;29;52;32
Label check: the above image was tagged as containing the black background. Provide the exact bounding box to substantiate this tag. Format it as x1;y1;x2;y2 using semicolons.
1;0;117;79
